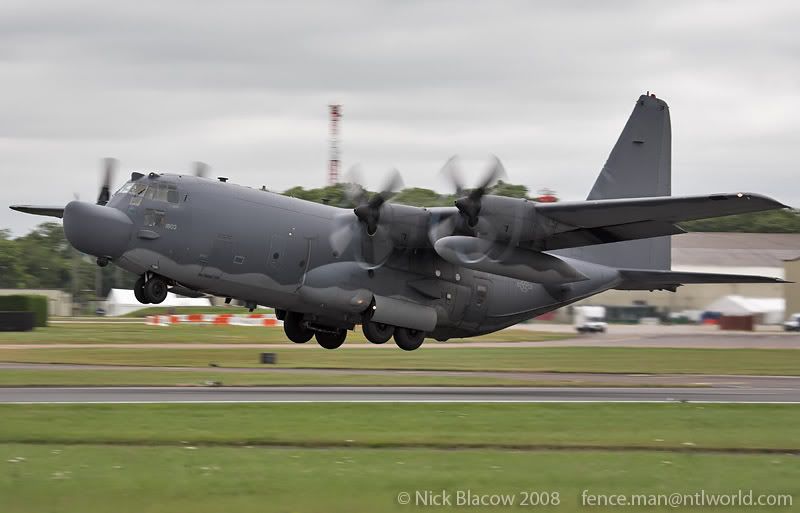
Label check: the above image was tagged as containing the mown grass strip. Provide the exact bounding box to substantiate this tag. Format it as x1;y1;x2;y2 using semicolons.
0;346;798;375
1;403;798;450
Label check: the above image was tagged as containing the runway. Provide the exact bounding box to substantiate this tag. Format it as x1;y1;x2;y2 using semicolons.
0;385;798;403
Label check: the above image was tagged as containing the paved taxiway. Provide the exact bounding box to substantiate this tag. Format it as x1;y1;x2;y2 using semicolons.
0;386;798;403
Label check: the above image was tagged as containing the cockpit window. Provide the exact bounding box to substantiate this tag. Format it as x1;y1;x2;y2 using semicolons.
153;183;179;203
130;183;148;197
116;182;134;195
123;182;179;206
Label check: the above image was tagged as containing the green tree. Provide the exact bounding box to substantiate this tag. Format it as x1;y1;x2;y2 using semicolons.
489;180;529;199
0;229;31;288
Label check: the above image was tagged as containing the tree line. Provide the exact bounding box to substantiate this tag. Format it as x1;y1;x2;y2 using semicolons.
1;182;797;296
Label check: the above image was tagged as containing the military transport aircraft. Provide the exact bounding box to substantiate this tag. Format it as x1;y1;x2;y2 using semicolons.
10;94;789;350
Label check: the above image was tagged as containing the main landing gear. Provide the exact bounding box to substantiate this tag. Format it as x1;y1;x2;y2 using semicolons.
134;274;168;304
281;312;427;351
283;311;314;344
362;321;394;344
393;327;425;351
282;312;346;349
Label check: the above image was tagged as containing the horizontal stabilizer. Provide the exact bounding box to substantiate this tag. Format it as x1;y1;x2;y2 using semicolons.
9;205;65;219
616;269;787;292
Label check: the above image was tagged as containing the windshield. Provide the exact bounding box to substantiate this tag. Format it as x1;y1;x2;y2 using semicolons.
115;181;179;205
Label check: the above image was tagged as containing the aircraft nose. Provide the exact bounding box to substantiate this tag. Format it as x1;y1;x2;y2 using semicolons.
63;201;133;258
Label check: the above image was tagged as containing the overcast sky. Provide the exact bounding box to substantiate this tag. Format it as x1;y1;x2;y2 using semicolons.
2;0;798;235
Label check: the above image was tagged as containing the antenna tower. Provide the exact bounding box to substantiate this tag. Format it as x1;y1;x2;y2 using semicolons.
328;104;341;185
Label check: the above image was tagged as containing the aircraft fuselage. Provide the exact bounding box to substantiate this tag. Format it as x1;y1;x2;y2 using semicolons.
107;173;620;339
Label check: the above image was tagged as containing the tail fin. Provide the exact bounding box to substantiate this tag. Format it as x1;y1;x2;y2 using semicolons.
588;94;671;200
560;94;672;270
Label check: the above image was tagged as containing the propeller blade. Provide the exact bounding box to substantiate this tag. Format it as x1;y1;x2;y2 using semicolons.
369;168;404;209
343;164;368;206
454;155;507;227
475;154;506;195
440;155;465;196
329;212;359;255
97;157;117;206
193;161;210;178
427;210;458;246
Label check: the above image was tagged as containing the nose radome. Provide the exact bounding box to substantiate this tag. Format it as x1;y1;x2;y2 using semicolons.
63;201;133;258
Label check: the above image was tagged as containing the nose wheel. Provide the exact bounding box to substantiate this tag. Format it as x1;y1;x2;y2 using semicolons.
134;274;168;304
133;276;148;304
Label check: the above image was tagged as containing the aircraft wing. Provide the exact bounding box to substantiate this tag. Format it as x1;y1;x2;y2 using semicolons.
533;192;787;250
615;268;788;292
9;205;65;219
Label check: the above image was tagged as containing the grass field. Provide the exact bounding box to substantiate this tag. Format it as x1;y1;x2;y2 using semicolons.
0;369;568;387
0;323;567;344
1;446;796;513
1;346;798;375
0;404;797;512
2;403;798;449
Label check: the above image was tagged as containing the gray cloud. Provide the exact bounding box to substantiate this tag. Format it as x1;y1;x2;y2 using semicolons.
2;0;799;235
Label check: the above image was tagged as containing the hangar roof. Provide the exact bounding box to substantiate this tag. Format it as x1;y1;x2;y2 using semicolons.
672;233;800;268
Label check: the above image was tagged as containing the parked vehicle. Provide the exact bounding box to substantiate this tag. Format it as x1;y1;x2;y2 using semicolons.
783;313;800;332
574;306;607;333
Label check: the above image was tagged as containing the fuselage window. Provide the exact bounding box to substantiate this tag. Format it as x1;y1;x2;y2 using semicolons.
143;208;166;228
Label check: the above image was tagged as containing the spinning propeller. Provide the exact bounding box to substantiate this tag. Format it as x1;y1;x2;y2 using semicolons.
428;155;508;245
96;157;118;206
329;167;404;268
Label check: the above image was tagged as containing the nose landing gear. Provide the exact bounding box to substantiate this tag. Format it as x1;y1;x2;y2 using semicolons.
134;274;168;304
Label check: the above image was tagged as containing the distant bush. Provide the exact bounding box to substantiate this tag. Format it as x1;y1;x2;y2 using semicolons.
0;295;48;327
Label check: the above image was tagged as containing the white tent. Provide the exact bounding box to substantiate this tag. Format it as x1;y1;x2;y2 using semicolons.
104;288;212;317
705;295;785;324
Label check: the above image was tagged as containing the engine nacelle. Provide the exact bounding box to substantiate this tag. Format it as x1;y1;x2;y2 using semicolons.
474;196;538;243
377;203;432;248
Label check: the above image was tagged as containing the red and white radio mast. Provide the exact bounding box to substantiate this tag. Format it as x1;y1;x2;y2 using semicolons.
328;104;342;185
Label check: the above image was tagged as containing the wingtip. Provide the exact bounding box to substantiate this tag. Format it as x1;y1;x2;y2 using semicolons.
738;192;789;209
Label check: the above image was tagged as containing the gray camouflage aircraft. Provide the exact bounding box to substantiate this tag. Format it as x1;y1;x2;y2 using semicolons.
11;94;788;350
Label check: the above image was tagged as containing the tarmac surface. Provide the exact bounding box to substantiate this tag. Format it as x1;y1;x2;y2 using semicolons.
1;362;799;388
0;385;798;403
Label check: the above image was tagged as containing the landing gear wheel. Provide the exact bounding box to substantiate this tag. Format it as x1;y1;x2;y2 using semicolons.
284;312;313;343
315;329;347;350
134;276;149;304
362;321;394;344
143;276;168;304
394;327;425;351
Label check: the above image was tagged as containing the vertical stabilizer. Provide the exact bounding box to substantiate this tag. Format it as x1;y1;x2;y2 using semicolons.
558;94;672;269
